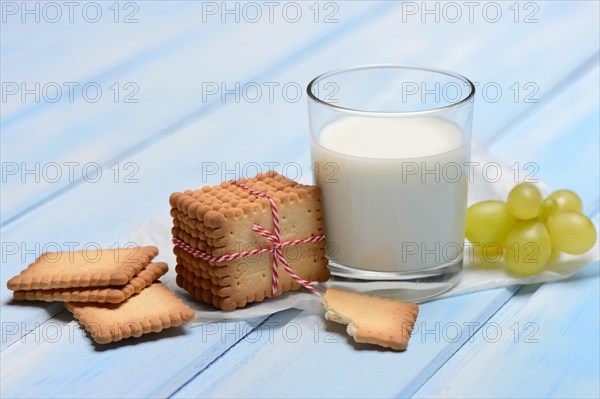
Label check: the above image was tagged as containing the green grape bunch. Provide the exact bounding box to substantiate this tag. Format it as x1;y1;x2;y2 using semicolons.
465;183;597;276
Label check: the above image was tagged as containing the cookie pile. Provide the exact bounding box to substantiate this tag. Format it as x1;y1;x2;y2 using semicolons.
7;246;194;344
170;171;330;311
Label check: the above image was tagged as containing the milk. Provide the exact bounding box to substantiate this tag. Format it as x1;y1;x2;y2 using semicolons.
311;116;469;272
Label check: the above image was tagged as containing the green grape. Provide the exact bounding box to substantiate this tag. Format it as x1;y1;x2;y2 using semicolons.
507;183;543;220
546;212;597;254
472;243;504;269
548;189;583;213
538;198;559;222
477;243;504;258
465;200;516;247
505;221;552;276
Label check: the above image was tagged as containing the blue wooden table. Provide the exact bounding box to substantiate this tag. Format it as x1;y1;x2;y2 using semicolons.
1;1;599;398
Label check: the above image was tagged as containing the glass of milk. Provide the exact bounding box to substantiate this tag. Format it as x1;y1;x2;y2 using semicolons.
307;66;475;299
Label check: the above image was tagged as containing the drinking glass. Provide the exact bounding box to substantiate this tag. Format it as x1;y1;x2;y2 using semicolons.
307;65;475;299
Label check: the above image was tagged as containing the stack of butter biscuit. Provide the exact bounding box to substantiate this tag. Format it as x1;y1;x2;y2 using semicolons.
170;171;330;311
7;246;195;344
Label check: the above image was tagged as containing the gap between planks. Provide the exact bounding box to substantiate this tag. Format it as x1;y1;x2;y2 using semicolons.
484;51;599;148
161;58;600;397
2;7;597;356
2;6;597;395
0;1;397;229
166;313;280;399
0;1;398;351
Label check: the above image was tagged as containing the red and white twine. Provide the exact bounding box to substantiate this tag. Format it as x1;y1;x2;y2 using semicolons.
172;180;325;296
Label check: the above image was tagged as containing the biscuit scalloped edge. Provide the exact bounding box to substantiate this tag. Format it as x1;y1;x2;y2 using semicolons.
322;290;419;351
12;262;168;304
65;283;195;344
7;246;159;291
67;304;195;344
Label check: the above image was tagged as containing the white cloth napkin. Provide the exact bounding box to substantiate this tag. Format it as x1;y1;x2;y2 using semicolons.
131;144;599;322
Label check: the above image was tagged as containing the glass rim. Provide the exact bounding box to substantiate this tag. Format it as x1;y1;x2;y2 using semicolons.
306;64;476;116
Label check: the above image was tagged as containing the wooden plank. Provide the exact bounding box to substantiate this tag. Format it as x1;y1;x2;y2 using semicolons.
171;66;600;396
168;5;600;396
0;97;316;349
0;313;270;398
413;60;600;399
2;1;598;227
1;2;597;397
4;0;596;360
1;2;209;118
413;262;599;399
170;289;517;398
0;2;392;350
1;1;387;225
487;62;600;210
